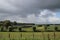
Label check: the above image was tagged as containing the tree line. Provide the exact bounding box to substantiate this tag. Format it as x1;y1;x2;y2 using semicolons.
0;20;36;32
0;20;60;32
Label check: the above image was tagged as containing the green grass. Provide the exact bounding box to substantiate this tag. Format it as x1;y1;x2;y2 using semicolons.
0;32;60;40
22;27;33;32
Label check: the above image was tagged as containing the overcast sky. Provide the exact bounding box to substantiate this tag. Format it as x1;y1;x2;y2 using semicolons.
0;0;60;24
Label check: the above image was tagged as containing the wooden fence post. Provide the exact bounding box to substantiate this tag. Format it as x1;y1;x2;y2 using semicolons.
21;33;22;39
33;33;34;39
42;32;45;40
9;33;11;40
48;34;50;40
54;32;55;40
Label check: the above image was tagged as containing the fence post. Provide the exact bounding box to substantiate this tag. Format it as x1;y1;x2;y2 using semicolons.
33;33;34;39
48;34;50;40
42;32;45;40
21;33;22;39
9;33;11;40
54;31;55;40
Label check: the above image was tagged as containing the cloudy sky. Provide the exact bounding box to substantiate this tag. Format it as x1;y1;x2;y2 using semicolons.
0;0;60;24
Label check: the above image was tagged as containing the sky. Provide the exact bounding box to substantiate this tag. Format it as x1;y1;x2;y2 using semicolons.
0;0;60;24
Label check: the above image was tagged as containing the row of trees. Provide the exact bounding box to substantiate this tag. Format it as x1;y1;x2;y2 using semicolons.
0;20;60;32
0;20;36;32
0;20;17;32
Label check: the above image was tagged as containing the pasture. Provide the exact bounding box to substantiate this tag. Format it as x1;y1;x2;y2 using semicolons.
0;32;60;40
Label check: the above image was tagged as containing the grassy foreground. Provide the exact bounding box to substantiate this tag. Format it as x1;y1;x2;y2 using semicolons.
0;32;60;40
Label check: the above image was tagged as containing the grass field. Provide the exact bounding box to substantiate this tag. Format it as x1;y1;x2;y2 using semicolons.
0;32;60;40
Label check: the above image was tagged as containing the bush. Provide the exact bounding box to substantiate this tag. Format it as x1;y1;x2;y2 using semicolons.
55;27;60;32
19;27;22;32
33;27;36;32
1;27;4;32
9;27;13;32
55;27;58;31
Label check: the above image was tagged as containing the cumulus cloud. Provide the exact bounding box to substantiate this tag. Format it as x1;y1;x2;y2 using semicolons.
48;17;60;24
38;9;60;24
39;9;56;17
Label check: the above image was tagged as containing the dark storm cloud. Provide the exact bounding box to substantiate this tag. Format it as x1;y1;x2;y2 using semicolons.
0;0;60;16
0;0;60;23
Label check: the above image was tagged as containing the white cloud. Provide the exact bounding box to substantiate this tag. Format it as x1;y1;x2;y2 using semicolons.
49;17;60;24
39;9;56;17
36;9;60;24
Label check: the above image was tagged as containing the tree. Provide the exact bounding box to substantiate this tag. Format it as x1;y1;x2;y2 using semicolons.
1;27;4;32
33;27;36;32
55;27;58;31
0;21;3;26
13;21;17;25
45;25;50;31
3;20;11;29
19;27;22;32
9;27;13;32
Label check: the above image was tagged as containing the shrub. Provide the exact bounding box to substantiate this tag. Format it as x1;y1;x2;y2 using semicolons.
19;27;22;32
33;27;36;32
9;27;13;32
55;27;58;31
1;27;3;32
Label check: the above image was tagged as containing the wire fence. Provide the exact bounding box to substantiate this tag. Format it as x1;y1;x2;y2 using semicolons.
0;32;60;40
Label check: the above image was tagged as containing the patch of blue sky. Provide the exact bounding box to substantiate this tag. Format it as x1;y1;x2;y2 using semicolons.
56;12;60;18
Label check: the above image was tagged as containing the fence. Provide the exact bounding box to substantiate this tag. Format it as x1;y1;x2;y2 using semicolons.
0;32;60;40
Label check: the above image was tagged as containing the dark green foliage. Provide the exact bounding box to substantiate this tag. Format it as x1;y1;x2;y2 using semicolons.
9;27;13;32
33;27;36;32
19;27;22;32
13;21;17;25
55;27;58;31
1;27;4;32
3;20;11;29
45;27;47;31
38;25;42;27
55;27;60;32
46;25;50;26
45;25;50;31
